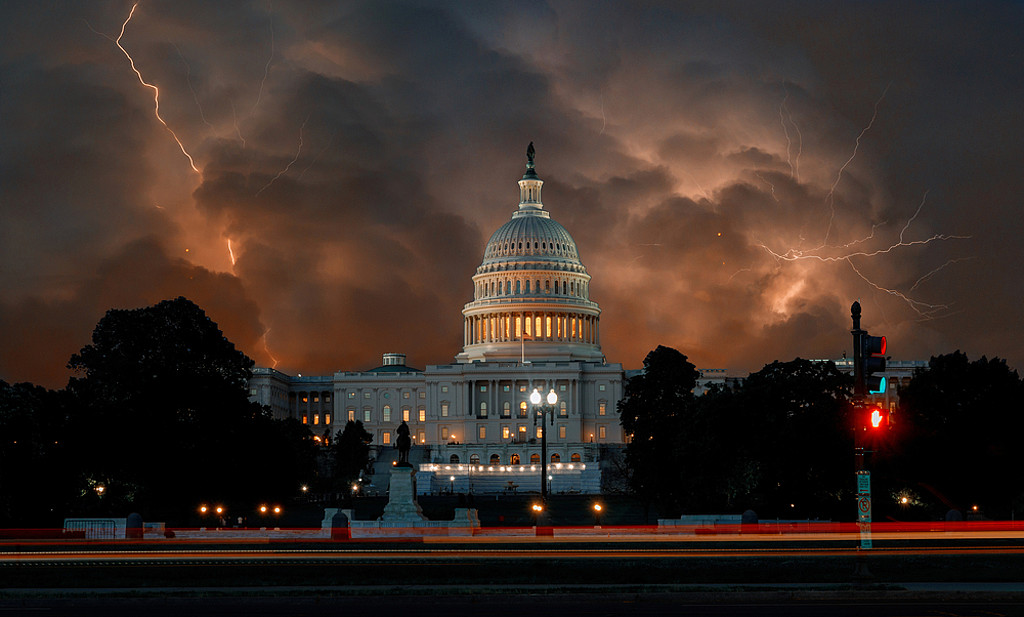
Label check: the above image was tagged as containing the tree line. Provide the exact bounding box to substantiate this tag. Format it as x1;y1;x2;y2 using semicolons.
619;345;1024;521
0;297;370;527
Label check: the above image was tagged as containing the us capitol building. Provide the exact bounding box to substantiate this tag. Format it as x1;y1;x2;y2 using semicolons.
249;145;625;494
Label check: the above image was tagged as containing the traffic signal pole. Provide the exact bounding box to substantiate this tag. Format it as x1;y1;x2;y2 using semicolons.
851;302;874;561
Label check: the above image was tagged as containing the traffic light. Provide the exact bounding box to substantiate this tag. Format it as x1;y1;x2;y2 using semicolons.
861;333;887;394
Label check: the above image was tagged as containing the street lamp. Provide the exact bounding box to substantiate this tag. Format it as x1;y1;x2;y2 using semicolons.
530;387;558;501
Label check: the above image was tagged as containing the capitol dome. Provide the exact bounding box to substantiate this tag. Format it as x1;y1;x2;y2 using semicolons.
456;144;603;364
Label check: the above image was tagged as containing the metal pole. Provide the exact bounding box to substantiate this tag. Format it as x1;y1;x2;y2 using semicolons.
541;405;548;502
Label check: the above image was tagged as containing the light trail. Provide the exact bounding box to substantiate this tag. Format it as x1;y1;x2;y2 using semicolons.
255;113;311;196
227;239;236;266
110;4;201;174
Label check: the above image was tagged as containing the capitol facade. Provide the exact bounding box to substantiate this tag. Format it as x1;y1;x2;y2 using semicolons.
249;146;625;494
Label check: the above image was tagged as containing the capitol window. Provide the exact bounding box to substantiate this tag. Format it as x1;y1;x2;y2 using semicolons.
478;426;486;440
363;409;371;422
558;426;566;439
502;426;511;439
382;432;391;445
599;402;607;416
571;453;581;462
402;407;410;422
502;402;511;418
530;453;540;464
348;409;355;421
479;402;487;417
383;405;391;422
441;403;449;417
418;407;426;422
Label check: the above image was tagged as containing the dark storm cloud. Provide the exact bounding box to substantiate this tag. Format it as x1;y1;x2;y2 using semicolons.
1;1;1021;387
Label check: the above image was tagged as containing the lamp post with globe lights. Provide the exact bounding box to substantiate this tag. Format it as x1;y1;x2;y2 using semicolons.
530;387;558;501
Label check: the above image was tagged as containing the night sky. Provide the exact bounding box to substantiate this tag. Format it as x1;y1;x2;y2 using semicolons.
2;1;1022;388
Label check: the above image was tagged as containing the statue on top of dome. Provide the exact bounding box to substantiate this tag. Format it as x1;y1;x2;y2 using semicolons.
527;141;535;164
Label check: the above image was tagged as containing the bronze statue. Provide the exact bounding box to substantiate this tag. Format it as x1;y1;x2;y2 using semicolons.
396;421;412;466
527;141;535;164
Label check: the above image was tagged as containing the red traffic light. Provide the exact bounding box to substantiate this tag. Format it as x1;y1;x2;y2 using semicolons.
867;405;887;429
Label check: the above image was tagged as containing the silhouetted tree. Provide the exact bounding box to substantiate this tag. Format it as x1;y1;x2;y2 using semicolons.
705;359;853;519
65;297;314;521
888;351;1024;518
333;420;373;492
0;381;75;526
618;345;700;516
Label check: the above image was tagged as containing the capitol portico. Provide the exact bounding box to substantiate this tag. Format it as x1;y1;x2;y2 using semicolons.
249;145;626;494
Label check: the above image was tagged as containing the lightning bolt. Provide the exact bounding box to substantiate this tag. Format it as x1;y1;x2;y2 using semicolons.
174;44;214;129
758;192;971;319
779;90;803;183
821;82;891;246
109;4;201;174
261;328;279;369
255;113;310;197
230;99;247;148
227;238;236;266
252;4;275;114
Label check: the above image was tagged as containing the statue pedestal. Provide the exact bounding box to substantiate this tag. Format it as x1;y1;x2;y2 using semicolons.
381;465;428;524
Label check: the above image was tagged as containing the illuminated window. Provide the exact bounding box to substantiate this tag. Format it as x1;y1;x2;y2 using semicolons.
519;385;527;392
478;426;486;440
511;453;520;464
570;453;581;462
489;454;500;465
479;402;487;417
598;425;606;439
502;426;511;439
348;392;355;398
324;395;331;403
515;316;521;338
441;427;449;440
551;453;560;463
503;384;510;392
419;391;425;399
383;405;391;422
325;413;331;425
559;401;567;417
546;316;552;337
302;396;308;403
363;409;371;423
530;453;540;464
382;432;391;445
480;384;487;392
403;392;410;399
302;415;308;424
441;403;449;417
347;409;355;421
502;402;511;418
518;426;527;439
313;414;320;425
442;386;449;393
313;396;319;403
470;454;480;464
418;407;426;422
518;401;528;418
560;384;567;392
418;430;425;443
558;426;566;439
403;407;410;422
536;426;543;439
599;402;606;416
